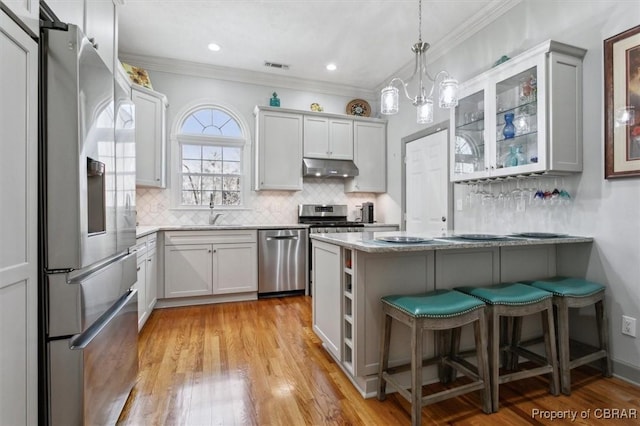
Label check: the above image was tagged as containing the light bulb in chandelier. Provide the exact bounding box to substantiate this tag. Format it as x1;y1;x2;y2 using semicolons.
379;0;458;123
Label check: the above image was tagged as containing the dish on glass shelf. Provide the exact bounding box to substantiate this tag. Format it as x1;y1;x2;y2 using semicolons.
513;232;568;239
455;234;505;240
375;236;432;244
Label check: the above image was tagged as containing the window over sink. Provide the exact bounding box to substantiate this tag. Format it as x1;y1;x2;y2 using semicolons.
172;105;249;208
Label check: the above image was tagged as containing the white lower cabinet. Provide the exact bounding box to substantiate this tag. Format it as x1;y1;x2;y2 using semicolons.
164;230;258;299
312;240;342;361
133;233;158;330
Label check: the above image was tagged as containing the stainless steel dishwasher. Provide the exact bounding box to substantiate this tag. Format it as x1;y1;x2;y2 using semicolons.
258;228;308;297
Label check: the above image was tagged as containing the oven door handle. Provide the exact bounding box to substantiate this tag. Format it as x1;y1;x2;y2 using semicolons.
266;236;299;241
69;289;137;350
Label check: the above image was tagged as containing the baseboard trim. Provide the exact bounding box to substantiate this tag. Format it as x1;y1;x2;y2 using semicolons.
613;360;640;387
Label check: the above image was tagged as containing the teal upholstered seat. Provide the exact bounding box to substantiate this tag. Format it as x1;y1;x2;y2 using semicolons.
519;276;612;395
382;289;485;318
455;282;560;411
528;277;605;297
454;283;552;305
378;289;492;423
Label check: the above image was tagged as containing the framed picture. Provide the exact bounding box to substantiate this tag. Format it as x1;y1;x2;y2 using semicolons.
604;24;640;178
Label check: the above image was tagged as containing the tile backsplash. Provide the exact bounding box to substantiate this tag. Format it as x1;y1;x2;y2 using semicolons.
136;178;377;225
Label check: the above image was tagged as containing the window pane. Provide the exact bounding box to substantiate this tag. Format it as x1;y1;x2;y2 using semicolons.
182;144;201;160
203;146;222;161
223;161;241;174
202;190;214;205
221;120;241;137
223;146;241;161
213;176;223;190
182;175;200;190
182;159;202;173
212;191;222;205
202;125;222;136
204;160;222;174
222;191;241;205
181;116;205;134
181;191;198;205
223;176;240;191
212;109;232;128
201;176;214;190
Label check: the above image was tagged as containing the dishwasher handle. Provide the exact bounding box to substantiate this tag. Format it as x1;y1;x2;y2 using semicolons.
266;235;299;241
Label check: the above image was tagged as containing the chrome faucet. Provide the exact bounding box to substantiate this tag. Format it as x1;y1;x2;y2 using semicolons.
209;194;223;225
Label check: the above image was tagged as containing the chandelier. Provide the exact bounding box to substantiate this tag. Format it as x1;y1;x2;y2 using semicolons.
380;0;459;124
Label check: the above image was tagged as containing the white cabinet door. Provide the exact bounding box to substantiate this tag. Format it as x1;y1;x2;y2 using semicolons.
133;85;167;187
255;108;303;190
329;118;353;159
146;243;157;312
164;244;213;298
84;0;116;72
303;115;329;158
44;0;84;28
303;116;353;159
345;121;386;193
0;11;38;425
0;0;38;34
312;241;342;360
213;243;257;294
135;254;148;330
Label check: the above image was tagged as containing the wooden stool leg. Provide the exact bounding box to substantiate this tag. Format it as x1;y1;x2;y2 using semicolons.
595;299;613;377
446;327;461;383
489;310;500;413
474;311;492;414
410;320;423;426
510;316;523;370
542;304;560;396
555;298;571;395
377;311;392;400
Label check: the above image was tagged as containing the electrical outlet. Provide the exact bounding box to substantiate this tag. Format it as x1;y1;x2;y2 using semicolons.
622;316;636;337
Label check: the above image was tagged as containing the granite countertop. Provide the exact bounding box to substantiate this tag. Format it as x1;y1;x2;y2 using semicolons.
310;230;593;253
135;223;310;238
136;223;400;238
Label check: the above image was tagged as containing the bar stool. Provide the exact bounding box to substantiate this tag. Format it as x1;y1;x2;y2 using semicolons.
455;283;560;412
377;289;492;426
525;277;612;395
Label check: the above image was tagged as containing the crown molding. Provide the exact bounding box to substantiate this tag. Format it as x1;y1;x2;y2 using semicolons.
118;52;377;99
376;0;524;91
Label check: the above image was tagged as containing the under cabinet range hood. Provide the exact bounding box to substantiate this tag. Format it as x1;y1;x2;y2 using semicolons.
302;158;359;178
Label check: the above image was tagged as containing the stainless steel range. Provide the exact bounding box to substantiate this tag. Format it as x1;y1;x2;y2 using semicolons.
298;204;365;233
298;204;364;290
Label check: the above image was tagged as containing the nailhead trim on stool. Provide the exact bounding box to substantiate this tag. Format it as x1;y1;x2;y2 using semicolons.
527;277;612;395
455;283;560;412
377;290;492;426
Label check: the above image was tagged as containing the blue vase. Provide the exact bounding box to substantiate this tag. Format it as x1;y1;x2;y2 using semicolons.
503;113;515;139
269;92;280;107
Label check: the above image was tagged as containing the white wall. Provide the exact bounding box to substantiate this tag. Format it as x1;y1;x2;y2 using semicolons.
382;0;640;378
134;70;380;225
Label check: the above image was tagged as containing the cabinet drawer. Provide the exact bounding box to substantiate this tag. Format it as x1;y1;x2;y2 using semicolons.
164;230;257;245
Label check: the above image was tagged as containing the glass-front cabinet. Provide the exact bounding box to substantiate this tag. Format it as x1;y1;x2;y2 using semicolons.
451;40;586;182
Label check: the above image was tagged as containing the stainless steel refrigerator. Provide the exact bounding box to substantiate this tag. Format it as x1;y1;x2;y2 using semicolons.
41;23;138;425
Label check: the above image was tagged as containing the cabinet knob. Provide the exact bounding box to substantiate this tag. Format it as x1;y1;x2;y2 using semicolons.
148;258;152;262
442;216;447;222
136;266;141;271
208;249;212;253
156;178;160;181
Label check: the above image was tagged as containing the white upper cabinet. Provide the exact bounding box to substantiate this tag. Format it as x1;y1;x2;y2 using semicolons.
46;0;117;72
345;121;387;193
133;84;168;188
450;40;586;182
254;106;303;191
303;116;353;160
84;0;116;72
0;0;38;34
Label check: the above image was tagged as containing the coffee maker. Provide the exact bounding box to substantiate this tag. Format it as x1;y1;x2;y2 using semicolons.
361;202;374;223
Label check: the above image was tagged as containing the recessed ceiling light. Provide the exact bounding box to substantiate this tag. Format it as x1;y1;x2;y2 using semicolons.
208;43;221;52
326;63;337;71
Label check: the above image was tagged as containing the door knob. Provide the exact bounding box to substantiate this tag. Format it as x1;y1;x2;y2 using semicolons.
442;216;447;222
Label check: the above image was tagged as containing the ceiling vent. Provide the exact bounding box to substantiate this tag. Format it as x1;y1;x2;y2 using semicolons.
264;61;290;70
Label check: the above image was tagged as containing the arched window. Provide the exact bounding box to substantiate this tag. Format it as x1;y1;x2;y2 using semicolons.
176;106;245;207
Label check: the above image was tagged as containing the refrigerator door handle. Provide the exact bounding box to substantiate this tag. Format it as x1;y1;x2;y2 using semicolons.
70;289;137;350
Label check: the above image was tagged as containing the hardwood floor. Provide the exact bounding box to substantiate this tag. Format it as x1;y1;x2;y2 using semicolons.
119;296;640;425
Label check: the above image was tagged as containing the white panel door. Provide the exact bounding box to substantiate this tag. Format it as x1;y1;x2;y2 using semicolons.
0;11;38;425
405;129;450;233
164;244;213;298
213;243;257;294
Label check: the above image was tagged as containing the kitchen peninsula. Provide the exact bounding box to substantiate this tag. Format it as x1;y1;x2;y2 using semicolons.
310;231;593;397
